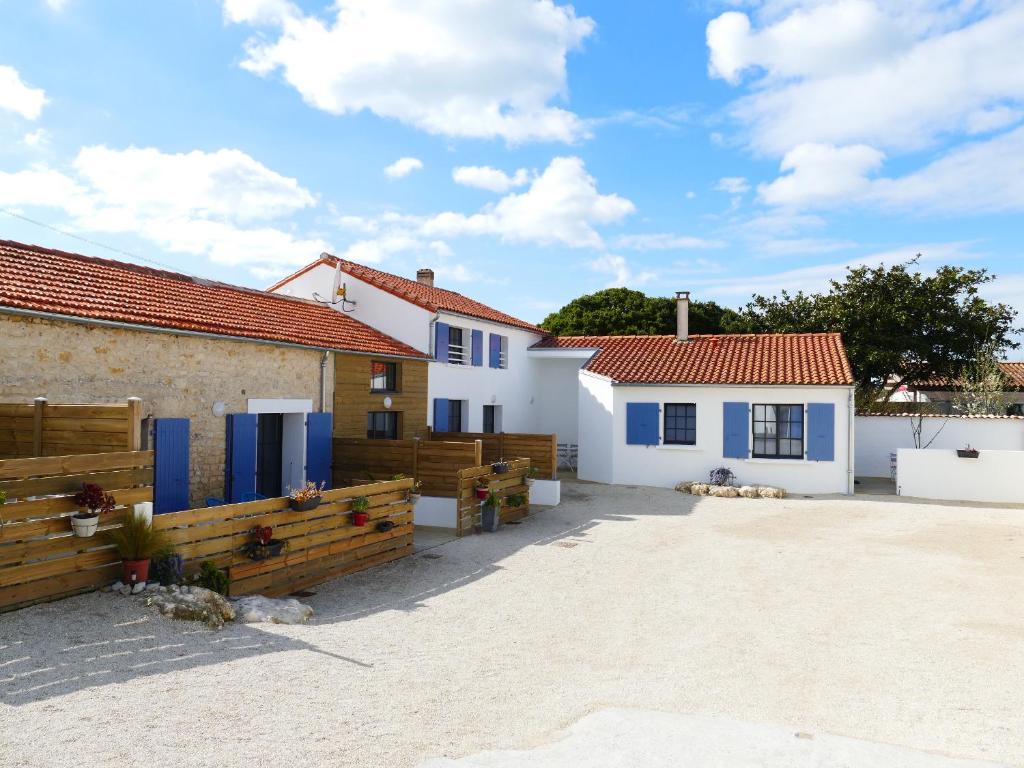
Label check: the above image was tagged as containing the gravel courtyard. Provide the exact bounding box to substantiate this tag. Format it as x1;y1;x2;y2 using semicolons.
2;481;1022;767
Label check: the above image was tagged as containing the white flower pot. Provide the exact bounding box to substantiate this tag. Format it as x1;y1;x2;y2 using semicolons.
70;513;99;538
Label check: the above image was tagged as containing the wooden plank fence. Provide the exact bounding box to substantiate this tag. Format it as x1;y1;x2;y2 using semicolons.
0;450;155;611
431;431;557;479
0;397;142;459
154;480;413;598
455;458;531;536
333;437;482;497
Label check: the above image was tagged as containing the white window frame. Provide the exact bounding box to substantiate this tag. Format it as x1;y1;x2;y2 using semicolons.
448;326;469;366
498;335;508;369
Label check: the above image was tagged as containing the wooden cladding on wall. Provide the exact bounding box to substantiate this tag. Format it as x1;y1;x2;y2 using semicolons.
333;353;428;439
455;458;531;536
153;480;413;598
0;398;142;460
332;437;482;497
0;450;155;612
431;431;557;479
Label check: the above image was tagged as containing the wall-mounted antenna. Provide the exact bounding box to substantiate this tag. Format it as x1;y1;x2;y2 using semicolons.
313;262;358;312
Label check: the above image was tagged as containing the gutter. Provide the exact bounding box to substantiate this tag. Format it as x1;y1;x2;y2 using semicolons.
0;306;429;362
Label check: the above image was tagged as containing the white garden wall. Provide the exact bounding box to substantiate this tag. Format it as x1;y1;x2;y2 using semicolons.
577;372;615;483
856;415;1024;477
897;448;1024;504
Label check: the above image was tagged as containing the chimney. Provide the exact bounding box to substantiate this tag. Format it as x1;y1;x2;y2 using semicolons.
416;268;435;288
675;291;690;342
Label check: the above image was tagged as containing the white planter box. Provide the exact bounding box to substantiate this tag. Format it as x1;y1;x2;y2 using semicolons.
413;496;457;528
529;479;561;506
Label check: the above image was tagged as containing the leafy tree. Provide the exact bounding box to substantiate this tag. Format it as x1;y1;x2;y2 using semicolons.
743;256;1019;399
540;288;749;336
951;343;1012;415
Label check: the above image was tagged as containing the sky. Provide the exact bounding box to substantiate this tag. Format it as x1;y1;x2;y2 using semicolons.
0;0;1022;339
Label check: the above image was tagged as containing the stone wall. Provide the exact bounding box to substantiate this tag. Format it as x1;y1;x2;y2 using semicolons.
0;313;334;505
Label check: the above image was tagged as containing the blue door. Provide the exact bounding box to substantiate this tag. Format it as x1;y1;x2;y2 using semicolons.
305;411;333;488
224;413;257;503
153;418;189;513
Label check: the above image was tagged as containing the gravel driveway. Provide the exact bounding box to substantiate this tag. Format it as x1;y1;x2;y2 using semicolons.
2;481;1022;767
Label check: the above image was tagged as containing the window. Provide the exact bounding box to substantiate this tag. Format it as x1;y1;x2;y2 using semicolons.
367;411;398;440
448;327;467;365
369;361;397;392
752;404;803;458
663;403;696;445
483;404;502;434
448;401;464;433
499;335;508;369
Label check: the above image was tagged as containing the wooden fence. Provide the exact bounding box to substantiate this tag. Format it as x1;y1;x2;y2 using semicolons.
0;398;142;459
332;437;482;497
153;480;413;597
0;450;155;611
431;431;557;479
455;458;531;536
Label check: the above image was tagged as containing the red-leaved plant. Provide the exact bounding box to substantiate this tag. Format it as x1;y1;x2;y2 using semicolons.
73;483;116;519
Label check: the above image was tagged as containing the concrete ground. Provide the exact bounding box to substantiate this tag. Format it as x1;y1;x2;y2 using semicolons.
1;481;1022;767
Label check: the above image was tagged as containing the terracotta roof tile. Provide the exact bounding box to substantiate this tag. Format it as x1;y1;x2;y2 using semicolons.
909;362;1024;391
532;333;854;386
0;240;427;359
272;255;544;334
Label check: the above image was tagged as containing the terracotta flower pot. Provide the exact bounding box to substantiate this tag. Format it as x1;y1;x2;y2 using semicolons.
352;511;370;526
122;558;151;584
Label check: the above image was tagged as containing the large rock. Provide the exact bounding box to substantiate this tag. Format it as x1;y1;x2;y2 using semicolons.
689;483;710;496
708;485;739;498
153;586;236;629
738;485;760;499
233;595;314;625
674;481;696;493
758;486;787;499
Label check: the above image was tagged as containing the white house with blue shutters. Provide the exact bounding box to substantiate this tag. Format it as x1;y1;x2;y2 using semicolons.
270;255;548;436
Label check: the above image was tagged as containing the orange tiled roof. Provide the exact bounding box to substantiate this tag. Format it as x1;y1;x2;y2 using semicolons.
0;240;427;359
271;254;544;334
532;333;854;386
909;362;1024;390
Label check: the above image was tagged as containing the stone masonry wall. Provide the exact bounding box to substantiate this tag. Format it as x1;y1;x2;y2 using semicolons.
0;313;335;506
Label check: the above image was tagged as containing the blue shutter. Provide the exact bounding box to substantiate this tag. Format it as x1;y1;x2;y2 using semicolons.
471;329;483;366
305;411;333;488
806;403;835;461
224;413;257;503
435;322;449;363
723;402;749;459
625;402;659;445
153;418;189;513
433;398;449;432
489;333;500;368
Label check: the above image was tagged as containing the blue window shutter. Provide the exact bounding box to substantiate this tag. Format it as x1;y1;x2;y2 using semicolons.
433;398;449;432
806;403;835;461
224;413;257;503
471;329;483;366
305;411;333;488
489;333;501;368
723;402;749;458
154;418;189;513
626;402;659;445
435;322;449;363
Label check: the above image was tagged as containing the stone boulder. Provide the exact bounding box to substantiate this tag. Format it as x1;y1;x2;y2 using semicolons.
738;485;760;499
758;486;787;499
153;586;236;629
708;485;739;498
234;595;314;625
689;483;710;496
674;481;695;493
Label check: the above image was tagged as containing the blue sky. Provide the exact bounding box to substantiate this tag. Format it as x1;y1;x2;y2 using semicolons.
1;0;1022;337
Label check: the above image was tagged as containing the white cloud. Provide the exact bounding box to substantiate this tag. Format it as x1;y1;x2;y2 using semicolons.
452;165;530;193
0;65;47;120
224;0;595;143
714;176;750;194
613;233;725;251
589;254;656;288
383;157;423;179
758;142;885;206
22;128;50;147
45;0;71;9
0;145;328;271
423;156;634;248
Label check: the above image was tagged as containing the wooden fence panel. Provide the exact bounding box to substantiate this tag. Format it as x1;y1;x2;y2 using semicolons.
0;398;142;460
332;437;482;497
431;431;557;479
455;458;531;536
0;450;155;612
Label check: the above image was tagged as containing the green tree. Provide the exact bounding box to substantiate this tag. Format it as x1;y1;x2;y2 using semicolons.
743;256;1019;399
540;288;749;336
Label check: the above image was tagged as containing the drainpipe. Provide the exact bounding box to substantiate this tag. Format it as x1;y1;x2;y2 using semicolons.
319;351;330;412
847;388;856;495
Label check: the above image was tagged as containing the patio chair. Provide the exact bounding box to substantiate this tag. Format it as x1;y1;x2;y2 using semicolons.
889;452;897;481
241;492;267;502
557;443;578;472
205;496;225;507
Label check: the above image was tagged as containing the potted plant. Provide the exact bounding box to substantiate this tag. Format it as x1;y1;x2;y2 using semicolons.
408;479;422;504
151;547;184;586
289;481;325;511
351;496;370;526
507;493;527;509
491;459;510;474
481;491;502;532
243;525;286;560
475;480;490;500
70;483;115;538
108;510;165;585
956;445;980;458
524;467;540;487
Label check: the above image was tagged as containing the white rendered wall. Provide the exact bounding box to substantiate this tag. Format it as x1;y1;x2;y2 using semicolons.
531;356;588;444
577;372;615;483
855;415;1024;477
606;385;854;495
897;448;1024;504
